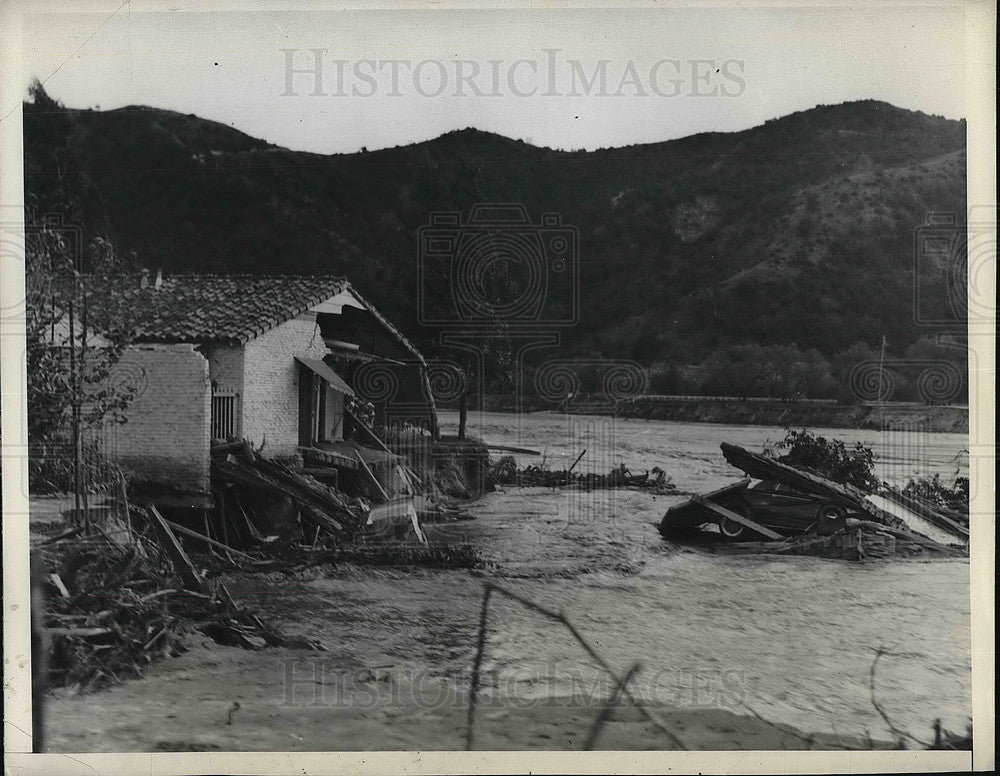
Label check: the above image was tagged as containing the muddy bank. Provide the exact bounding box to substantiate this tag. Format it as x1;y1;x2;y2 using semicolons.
44;639;879;752
611;398;968;433
448;395;968;433
43;523;970;752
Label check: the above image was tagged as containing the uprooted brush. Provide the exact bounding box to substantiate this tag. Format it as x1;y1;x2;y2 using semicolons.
489;455;676;494
37;514;324;694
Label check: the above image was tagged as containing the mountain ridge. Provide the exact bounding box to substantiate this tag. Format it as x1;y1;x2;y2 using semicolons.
23;95;967;386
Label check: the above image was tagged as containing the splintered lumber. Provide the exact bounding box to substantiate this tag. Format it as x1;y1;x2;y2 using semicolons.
883;487;969;538
567;449;587;474
213;454;363;543
118;472;133;539
856;520;966;557
343;406;395;454
147;505;206;592
160;517;255;561
48;573;70;598
483;444;541;456
690;494;782;540
355;450;391;501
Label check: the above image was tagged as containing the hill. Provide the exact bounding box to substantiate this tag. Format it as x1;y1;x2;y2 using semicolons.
23;95;967;393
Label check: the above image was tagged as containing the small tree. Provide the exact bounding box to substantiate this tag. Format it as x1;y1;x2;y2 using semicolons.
26;223;139;516
24;83;139;520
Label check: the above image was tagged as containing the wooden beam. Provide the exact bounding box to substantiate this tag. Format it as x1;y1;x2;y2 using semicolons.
355;450;391;501
148;505;206;591
567;449;587;474
482;444;541;456
160;516;255;561
691;495;782;540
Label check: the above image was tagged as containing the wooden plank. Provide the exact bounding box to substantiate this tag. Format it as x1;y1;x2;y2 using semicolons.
355;450;391;501
884;488;969;537
691;495;782;540
663;479;751;519
48;573;70;598
160;516;255;561
680;478;751;507
482;444;541;456
567;449;587;474
343;406;394;454
148;505;206;591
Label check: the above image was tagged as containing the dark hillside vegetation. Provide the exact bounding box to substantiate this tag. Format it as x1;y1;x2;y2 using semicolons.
23;92;967;398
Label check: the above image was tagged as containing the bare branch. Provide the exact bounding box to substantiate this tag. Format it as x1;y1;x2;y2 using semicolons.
583;662;641;750
465;584;493;751
869;647;932;748
467;582;687;751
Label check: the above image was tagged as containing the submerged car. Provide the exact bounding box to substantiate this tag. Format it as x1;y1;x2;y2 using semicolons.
660;478;850;541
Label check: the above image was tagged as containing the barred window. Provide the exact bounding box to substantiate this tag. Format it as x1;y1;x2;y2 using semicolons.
211;391;240;441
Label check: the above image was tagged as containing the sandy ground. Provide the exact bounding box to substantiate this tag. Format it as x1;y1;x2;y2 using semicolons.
44;597;871;753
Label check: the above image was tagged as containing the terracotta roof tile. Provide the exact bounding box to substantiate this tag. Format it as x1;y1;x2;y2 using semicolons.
119;274;349;344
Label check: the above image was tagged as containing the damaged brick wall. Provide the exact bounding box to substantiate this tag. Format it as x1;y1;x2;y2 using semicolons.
111;344;211;491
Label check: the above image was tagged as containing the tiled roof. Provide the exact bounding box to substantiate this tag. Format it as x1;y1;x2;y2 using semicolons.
122;274;350;344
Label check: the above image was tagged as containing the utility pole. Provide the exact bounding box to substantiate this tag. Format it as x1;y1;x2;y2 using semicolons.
878;334;888;405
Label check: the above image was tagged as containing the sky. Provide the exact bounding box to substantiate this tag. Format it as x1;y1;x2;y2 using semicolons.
17;2;970;155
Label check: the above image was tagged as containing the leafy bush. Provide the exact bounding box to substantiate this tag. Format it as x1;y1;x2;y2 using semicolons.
902;473;969;515
29;437;125;495
764;428;879;491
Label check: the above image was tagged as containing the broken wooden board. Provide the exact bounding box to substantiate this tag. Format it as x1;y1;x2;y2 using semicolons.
659;479;751;534
882;487;969;539
355;450;391;501
365;497;426;544
147;505;206;592
160;516;256;561
482;444;541;456
690;494;782;540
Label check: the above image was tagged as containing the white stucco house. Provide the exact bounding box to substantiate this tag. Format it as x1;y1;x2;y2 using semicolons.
90;273;437;496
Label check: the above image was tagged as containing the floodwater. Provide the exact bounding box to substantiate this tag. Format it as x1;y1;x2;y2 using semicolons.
420;411;972;741
45;412;971;750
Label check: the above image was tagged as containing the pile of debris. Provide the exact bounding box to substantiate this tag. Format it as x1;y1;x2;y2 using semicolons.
490;455;677;494
659;443;968;560
211;439;372;552
37;437;475;693
36;505;323;694
720;519;966;561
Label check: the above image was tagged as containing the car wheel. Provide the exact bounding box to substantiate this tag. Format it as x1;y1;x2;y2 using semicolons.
719;503;751;540
816;504;847;535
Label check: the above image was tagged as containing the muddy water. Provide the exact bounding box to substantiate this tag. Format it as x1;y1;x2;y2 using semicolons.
45;413;971;750
416;411;972;740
